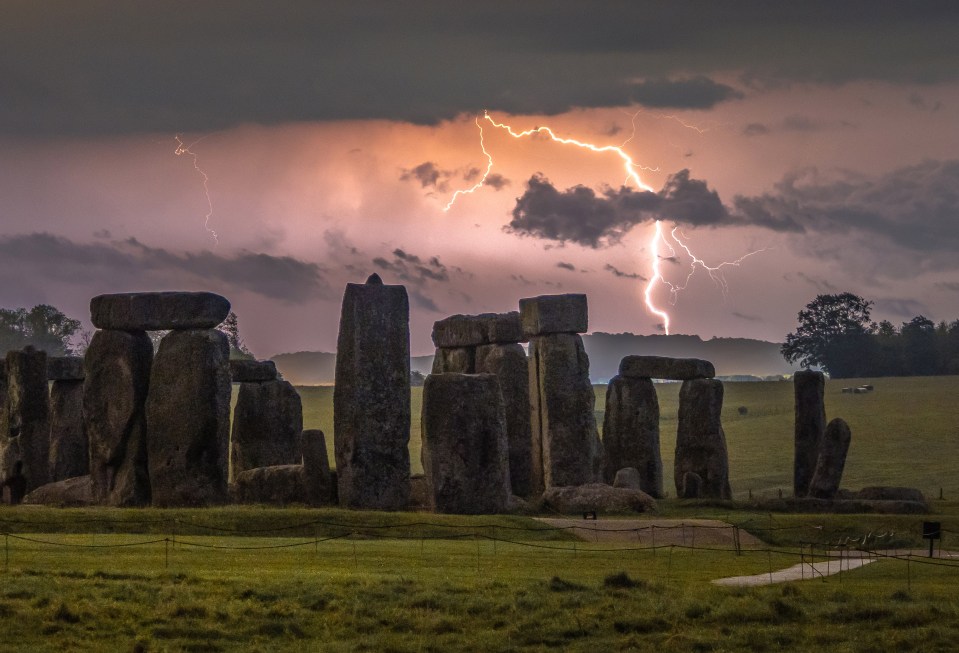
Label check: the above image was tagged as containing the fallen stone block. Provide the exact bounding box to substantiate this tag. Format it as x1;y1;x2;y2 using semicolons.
540;483;656;515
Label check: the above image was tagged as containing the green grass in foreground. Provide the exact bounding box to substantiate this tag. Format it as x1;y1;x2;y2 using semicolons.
1;531;958;652
294;375;959;499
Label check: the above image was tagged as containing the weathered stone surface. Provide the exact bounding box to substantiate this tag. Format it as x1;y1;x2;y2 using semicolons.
84;330;153;506
431;347;474;374
856;486;926;502
409;473;430;511
602;376;662;498
1;347;51;493
431;314;486;348
334;275;411;510
431;312;525;348
301;429;333;506
619;356;715;381
675;379;731;500
506;494;534;515
794;370;826;497
230;465;307;505
22;475;94;507
528;333;603;491
421;373;511;514
230;379;303;479
229;359;277;383
90;291;230;331
519;294;588;337
476;343;533;497
541;483;656;514
613;467;643;490
46;356;84;381
49;380;88;482
147;329;231;507
807;418;852;499
679;471;703;499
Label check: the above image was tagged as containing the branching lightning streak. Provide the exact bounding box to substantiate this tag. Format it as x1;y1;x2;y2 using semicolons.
443;118;493;211
174;134;218;246
446;111;764;335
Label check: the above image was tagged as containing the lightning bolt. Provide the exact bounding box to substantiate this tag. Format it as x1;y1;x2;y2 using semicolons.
446;111;765;335
174;134;218;246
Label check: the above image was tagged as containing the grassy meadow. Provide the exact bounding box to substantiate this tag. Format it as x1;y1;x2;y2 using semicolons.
296;375;959;500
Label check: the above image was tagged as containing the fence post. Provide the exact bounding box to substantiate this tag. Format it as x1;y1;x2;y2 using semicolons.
164;537;169;571
4;533;8;573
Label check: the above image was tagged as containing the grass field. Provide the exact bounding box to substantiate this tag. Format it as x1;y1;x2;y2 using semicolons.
2;505;959;651
296;375;959;500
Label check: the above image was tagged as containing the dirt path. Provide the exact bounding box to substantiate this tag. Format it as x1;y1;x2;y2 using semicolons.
533;517;764;548
713;557;877;586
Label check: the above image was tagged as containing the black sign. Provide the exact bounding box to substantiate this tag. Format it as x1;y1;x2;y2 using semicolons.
923;521;941;540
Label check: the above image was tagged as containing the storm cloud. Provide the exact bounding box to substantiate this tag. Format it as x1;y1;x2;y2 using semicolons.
0;233;328;302
506;169;739;247
4;2;958;135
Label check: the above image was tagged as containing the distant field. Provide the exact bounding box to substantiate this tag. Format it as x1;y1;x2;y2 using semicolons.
294;376;959;499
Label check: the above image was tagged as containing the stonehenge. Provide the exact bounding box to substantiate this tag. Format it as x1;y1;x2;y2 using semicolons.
429;310;532;497
1;280;879;516
333;273;411;510
523;294;603;491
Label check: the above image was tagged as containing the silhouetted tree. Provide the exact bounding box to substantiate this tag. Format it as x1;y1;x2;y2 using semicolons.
217;311;253;360
0;304;82;356
901;315;937;375
781;293;873;377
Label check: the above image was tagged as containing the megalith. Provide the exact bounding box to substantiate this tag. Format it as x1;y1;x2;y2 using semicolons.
421;373;510;514
0;347;50;493
301;429;333;506
602;375;663;498
523;293;603;491
476;343;533;497
147;329;231;506
230;379;303;479
807;417;852;500
333;274;411;510
794;370;826;497
49;379;88;481
84;330;153;506
675;378;731;500
90;291;230;331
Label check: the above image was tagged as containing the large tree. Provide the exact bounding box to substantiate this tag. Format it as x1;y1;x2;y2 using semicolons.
781;293;874;377
0;304;83;356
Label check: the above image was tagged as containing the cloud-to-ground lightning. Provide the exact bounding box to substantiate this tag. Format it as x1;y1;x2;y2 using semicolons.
446;111;765;334
174;134;218;246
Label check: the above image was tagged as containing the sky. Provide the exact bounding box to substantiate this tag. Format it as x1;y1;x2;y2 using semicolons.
3;1;959;356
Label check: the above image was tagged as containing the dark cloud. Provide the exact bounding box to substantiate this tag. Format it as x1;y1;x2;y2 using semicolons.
743;116;854;136
604;264;646;280
400;162;445;190
734;160;959;255
0;233;327;302
742;123;770;137
401;162;509;194
5;2;955;135
731;311;763;322
506;169;739;248
556;261;576;271
628;76;743;109
372;248;461;290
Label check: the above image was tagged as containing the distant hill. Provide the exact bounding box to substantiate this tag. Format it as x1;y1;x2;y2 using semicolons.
271;333;797;385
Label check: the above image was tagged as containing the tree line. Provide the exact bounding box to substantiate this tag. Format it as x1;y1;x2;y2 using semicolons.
782;293;959;378
1;304;252;359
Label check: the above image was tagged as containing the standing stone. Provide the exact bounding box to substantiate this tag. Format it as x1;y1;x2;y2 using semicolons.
528;333;603;490
333;274;411;510
476;343;533;497
602;375;663;498
0;348;50;492
230;379;303;479
421;374;510;514
431;347;474;374
519;294;588;337
49;380;88;481
84;330;153;506
147;329;231;507
229;359;277;383
674;379;731;500
47;356;85;381
301;429;333;505
90;291;230;331
807;418;852;500
794;370;826;497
